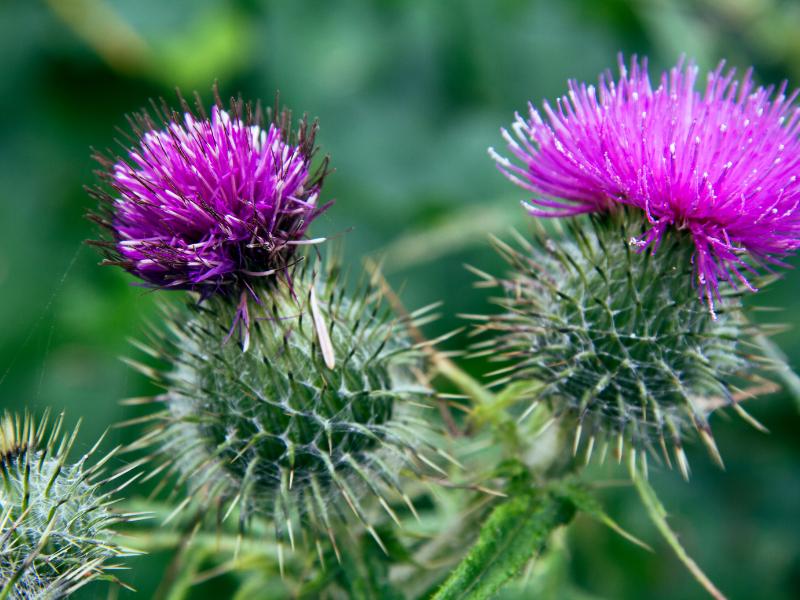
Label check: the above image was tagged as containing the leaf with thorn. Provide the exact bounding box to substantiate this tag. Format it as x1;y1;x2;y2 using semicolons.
628;452;727;600
432;467;575;600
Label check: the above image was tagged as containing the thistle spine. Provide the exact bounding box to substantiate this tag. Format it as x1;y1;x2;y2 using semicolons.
0;411;139;600
130;257;444;562
471;208;773;473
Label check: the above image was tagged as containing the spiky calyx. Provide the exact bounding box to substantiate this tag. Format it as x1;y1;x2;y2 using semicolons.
141;259;440;556
471;208;769;473
0;412;137;599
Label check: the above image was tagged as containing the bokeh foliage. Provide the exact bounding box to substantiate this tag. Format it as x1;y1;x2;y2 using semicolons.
1;0;799;598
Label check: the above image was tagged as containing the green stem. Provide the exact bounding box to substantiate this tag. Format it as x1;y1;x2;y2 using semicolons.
114;499;277;555
432;486;575;600
433;355;496;407
470;380;545;429
433;355;532;453
162;546;215;600
117;528;274;555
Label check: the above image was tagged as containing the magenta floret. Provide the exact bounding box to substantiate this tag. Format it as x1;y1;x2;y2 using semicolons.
91;95;330;297
491;56;800;305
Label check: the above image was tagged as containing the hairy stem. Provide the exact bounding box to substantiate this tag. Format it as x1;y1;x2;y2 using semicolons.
432;485;575;600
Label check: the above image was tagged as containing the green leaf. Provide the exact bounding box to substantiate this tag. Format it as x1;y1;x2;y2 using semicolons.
432;485;575;600
163;547;213;600
334;534;404;600
753;333;800;411
551;480;652;551
628;453;727;600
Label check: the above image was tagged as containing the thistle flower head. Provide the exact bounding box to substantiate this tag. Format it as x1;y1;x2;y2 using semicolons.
471;209;770;476
133;257;441;558
0;412;137;599
491;55;800;306
89;91;330;297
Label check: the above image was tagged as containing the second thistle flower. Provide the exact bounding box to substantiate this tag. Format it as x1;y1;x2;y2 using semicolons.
481;56;800;472
89;92;330;297
490;56;800;308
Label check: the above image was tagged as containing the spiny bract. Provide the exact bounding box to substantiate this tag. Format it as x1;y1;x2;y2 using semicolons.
471;208;769;477
0;412;137;599
140;259;441;559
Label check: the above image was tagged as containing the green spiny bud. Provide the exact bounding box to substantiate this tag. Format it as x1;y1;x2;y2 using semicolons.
139;259;441;559
0;412;137;599
471;208;771;476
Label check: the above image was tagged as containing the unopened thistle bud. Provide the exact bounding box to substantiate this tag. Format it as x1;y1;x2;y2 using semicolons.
471;209;771;476
0;412;138;599
135;258;441;560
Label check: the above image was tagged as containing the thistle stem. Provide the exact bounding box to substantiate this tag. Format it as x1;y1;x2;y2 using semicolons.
432;355;497;407
432;485;575;600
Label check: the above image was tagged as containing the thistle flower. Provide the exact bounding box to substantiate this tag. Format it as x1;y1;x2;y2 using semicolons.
490;55;800;307
470;209;771;477
89;91;330;300
0;411;139;599
130;258;444;564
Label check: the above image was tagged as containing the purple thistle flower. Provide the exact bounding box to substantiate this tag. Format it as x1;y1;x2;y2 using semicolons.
89;92;330;298
490;55;800;307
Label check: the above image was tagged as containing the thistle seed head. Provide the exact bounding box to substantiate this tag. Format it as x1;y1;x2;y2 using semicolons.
471;208;772;473
0;412;138;599
137;258;440;555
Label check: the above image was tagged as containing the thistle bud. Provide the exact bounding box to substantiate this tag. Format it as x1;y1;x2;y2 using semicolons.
472;209;770;475
138;259;439;558
0;412;137;599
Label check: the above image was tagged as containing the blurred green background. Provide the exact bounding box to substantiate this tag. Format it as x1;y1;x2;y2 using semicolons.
1;0;799;598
